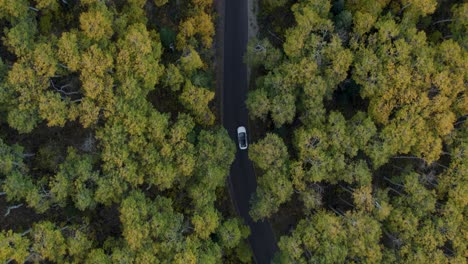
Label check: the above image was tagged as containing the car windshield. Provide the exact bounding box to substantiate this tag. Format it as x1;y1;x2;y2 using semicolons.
239;133;246;146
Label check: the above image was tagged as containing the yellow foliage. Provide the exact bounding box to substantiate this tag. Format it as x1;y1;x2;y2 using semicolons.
177;12;214;49
353;185;375;212
354;11;376;35
79;4;113;41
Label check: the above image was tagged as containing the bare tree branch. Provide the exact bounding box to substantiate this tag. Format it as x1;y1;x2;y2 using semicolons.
4;204;23;217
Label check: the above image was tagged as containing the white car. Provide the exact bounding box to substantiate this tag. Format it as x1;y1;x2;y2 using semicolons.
237;126;248;150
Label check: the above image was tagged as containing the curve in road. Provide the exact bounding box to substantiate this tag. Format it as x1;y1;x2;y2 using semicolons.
222;0;278;263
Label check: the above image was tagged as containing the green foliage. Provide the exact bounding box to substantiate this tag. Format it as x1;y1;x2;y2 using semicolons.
86;249;111;263
2;19;37;57
115;23;164;95
34;0;59;11
192;206;220;239
246;88;270;121
79;3;114;41
217;218;250;249
261;0;288;13
177;6;214;49
245;38;282;70
154;0;169;7
162;64;184;91
0;139;25;174
249;133;289;170
277;211;348;263
120;191;185;252
249;134;293;220
0;230;30;263
57;31;82;72
160;27;177;48
248;0;353;128
276;210;382;263
236;240;254;263
38;91;68;127
66;230;93;261
179;81;215;125
250;169;294;221
0;1;240;262
334;10;353;31
250;1;467;263
179;47;204;74
189;128;235;209
32;221;67;262
353;18;466;165
49;148;99;210
449;3;468;49
94;173;128;206
0;0;29;20
0;139;51;213
0;0;464;262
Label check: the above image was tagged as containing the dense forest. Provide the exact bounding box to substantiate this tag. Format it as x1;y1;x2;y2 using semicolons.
0;0;252;263
246;0;467;263
0;0;466;263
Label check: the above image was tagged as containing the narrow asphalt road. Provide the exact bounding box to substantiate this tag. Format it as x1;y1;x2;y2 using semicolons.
222;0;278;263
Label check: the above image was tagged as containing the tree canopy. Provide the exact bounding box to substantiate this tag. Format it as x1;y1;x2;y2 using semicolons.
0;1;250;263
249;0;467;262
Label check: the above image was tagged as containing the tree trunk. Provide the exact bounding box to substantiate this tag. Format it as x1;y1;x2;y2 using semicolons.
432;19;453;25
339;197;355;208
398;3;411;15
383;176;405;189
21;228;31;236
328;205;345;217
4;203;23;217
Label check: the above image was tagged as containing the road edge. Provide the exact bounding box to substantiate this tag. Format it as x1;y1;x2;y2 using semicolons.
215;0;225;125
